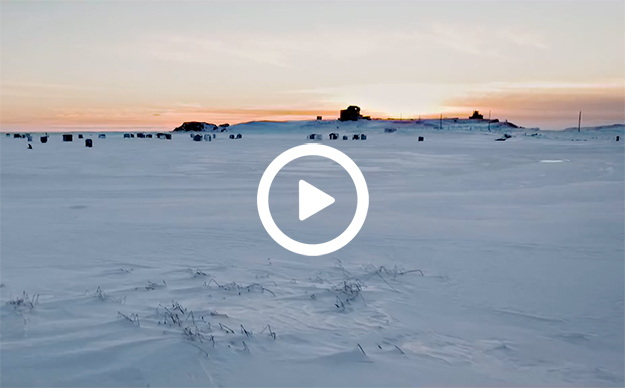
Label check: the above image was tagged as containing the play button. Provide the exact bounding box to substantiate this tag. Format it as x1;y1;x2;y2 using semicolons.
299;180;335;221
257;144;369;256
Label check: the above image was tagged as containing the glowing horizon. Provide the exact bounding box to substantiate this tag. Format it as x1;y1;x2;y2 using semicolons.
1;1;623;131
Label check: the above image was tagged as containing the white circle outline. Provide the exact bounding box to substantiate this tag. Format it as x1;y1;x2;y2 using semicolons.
257;144;369;256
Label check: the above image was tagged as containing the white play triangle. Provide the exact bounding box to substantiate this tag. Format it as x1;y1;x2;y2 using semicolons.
299;180;335;221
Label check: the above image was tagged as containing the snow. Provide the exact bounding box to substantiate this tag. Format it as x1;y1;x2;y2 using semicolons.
1;122;623;387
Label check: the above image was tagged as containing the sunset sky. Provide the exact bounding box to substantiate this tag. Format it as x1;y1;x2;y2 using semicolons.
1;1;623;131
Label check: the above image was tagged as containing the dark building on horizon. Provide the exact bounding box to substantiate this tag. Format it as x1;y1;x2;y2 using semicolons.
339;106;363;121
469;110;484;120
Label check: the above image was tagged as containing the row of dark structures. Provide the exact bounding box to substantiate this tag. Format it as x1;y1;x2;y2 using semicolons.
308;133;368;140
123;132;172;139
189;133;242;141
309;132;427;142
8;132;173;149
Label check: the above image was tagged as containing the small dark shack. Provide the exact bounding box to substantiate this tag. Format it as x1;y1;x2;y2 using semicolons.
156;133;166;139
98;134;106;139
85;139;93;148
617;136;620;142
130;134;135;138
192;134;202;141
13;134;21;138
6;133;10;137
63;134;73;142
343;135;348;140
340;106;362;121
229;134;235;139
317;116;322;121
147;134;153;138
352;134;360;140
418;136;424;142
329;133;338;140
124;133;131;138
137;133;145;138
78;134;83;139
40;136;48;143
360;134;367;140
165;134;172;140
236;133;242;139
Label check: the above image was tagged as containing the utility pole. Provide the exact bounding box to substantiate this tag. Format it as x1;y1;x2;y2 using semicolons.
488;110;491;132
440;114;443;130
578;111;582;132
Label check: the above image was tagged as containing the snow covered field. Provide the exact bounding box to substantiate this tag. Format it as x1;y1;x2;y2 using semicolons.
1;123;623;387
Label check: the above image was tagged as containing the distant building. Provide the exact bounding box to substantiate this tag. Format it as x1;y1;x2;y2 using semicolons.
469;110;484;120
317;116;322;121
339;106;362;121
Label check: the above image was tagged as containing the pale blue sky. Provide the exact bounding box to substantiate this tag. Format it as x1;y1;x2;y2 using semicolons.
1;1;623;130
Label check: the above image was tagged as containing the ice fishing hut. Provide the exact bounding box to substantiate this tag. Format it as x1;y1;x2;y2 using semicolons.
40;136;48;143
204;134;212;141
236;134;242;139
165;134;172;140
63;134;73;142
137;133;145;138
360;134;367;140
98;134;106;139
146;134;152;138
78;134;83;139
418;136;424;142
329;133;339;140
192;134;202;142
308;134;322;140
352;134;360;140
343;135;348;140
123;133;130;138
85;139;93;148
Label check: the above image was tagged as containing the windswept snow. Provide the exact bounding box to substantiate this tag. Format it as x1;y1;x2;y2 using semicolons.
1;124;623;387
